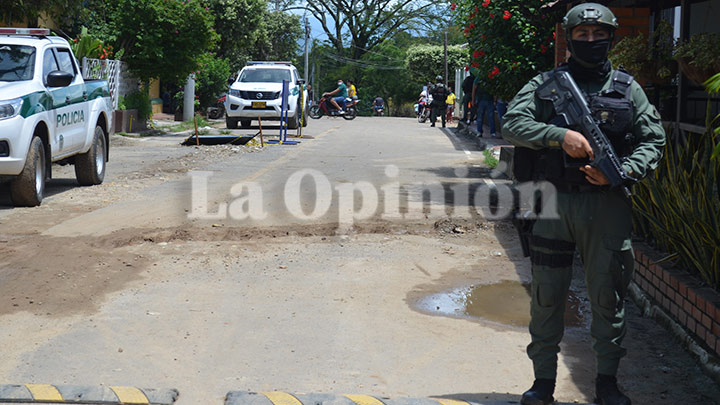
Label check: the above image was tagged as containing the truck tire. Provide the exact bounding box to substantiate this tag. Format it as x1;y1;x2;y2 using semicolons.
75;125;107;186
226;117;238;129
287;108;299;129
10;136;46;207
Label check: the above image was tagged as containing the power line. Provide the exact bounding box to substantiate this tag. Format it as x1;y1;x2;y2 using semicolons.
323;53;405;70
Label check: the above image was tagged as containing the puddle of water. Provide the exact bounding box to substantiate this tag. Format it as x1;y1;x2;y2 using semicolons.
416;280;586;328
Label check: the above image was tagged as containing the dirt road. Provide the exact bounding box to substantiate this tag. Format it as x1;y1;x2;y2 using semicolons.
0;117;718;404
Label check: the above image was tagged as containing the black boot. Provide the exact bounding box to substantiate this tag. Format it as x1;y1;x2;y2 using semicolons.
521;378;555;405
595;374;631;405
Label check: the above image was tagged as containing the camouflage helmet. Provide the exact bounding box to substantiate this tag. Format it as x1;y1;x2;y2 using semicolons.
562;3;618;35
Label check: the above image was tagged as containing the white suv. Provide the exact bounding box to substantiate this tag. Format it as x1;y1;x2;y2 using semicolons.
225;61;307;129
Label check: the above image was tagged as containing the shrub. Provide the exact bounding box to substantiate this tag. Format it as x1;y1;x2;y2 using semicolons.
451;0;561;101
121;90;152;122
633;76;720;288
194;52;231;110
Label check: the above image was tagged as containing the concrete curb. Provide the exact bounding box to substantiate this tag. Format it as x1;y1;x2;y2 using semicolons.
224;391;591;405
0;384;178;404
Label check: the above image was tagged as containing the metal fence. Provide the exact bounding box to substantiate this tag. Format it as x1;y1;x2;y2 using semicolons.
82;57;122;110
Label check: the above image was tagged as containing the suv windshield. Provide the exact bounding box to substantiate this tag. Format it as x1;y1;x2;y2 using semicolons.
0;45;35;82
239;68;291;83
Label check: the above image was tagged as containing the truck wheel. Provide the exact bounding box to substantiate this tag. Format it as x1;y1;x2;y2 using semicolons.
226;117;238;129
75;125;107;186
240;119;251;128
287;108;299;129
10;136;46;207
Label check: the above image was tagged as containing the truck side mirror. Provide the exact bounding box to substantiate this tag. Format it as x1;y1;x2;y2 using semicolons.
227;77;235;86
296;79;305;85
46;70;73;87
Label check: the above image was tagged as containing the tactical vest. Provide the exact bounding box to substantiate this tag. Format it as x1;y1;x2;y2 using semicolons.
514;67;635;187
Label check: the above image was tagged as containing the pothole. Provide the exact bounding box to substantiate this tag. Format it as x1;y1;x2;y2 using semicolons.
415;280;587;328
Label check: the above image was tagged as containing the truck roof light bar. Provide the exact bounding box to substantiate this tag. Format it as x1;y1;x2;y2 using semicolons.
0;28;51;36
246;61;292;66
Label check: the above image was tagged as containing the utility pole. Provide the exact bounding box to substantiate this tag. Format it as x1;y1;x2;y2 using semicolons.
444;31;448;88
304;17;310;85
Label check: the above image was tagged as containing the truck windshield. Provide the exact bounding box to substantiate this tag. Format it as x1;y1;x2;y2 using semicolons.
239;68;291;83
0;45;35;82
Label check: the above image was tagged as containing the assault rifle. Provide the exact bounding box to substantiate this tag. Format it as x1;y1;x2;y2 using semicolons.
536;70;634;197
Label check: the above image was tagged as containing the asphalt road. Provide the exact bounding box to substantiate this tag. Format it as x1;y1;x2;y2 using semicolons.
0;116;718;405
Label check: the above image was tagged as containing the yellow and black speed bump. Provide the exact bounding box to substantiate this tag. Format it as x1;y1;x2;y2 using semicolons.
225;392;489;405
0;384;178;404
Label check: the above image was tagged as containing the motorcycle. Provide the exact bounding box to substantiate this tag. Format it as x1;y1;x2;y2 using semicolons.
373;105;385;116
309;95;357;120
207;95;226;119
416;101;430;123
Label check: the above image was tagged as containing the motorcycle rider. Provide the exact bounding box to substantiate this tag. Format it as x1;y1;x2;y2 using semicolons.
323;79;348;114
372;96;385;116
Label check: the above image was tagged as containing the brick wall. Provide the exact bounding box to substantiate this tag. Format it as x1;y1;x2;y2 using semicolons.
633;244;720;357
554;7;650;66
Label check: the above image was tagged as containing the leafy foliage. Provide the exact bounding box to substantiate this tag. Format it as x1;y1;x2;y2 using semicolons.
194;52;231;110
405;44;468;84
675;32;720;72
251;11;303;64
109;0;217;86
451;0;560;100
0;0;82;27
633;76;720;289
208;0;266;72
302;0;447;59
609;19;676;84
119;90;152;121
70;27;114;60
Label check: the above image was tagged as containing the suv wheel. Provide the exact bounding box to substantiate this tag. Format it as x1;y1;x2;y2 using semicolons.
287;107;299;129
226;117;238;129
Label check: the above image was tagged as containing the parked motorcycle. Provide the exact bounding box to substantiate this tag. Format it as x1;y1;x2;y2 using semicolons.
207;95;226;119
373;105;385;116
308;95;357;120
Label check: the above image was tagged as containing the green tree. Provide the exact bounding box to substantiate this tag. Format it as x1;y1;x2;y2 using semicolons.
109;0;217;86
208;0;266;72
451;0;560;100
251;10;303;63
301;0;446;59
405;44;468;84
195;52;232;109
0;0;81;27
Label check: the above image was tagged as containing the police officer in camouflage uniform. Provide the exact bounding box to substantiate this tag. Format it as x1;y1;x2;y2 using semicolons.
430;75;449;127
502;4;665;405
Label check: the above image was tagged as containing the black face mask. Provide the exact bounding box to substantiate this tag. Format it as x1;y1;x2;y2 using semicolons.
570;39;612;67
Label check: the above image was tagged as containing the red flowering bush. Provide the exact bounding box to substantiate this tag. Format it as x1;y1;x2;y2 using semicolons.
452;0;561;100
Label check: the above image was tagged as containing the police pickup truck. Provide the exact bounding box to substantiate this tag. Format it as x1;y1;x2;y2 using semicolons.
0;27;112;207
